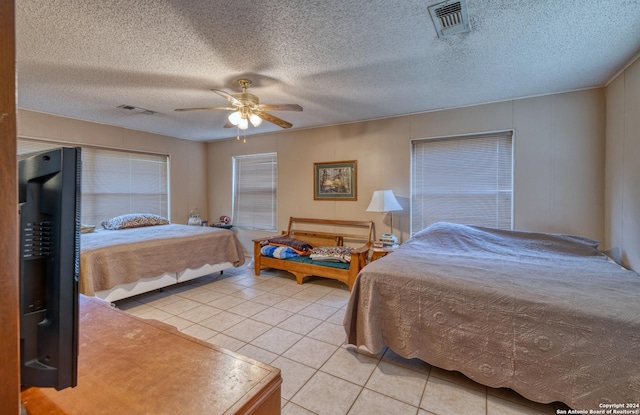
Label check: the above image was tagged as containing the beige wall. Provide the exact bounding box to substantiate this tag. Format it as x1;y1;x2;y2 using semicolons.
16;88;611;263
17;109;208;225
207;88;606;254
605;56;640;270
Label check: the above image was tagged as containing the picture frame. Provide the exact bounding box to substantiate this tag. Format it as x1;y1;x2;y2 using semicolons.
314;160;357;201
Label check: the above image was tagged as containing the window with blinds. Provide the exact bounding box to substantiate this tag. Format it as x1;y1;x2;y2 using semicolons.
17;138;169;226
411;131;513;233
232;153;277;231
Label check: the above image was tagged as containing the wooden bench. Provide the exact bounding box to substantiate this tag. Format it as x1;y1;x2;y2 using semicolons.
253;217;374;290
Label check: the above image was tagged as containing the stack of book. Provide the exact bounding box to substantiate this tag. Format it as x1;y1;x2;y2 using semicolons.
374;233;398;248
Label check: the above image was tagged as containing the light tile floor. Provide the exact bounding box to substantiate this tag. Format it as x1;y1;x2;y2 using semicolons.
114;265;569;415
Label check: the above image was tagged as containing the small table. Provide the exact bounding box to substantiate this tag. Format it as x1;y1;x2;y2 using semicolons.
370;245;397;261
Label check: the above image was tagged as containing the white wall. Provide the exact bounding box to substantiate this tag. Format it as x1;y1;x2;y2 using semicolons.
605;56;640;270
207;89;606;254
17;109;208;225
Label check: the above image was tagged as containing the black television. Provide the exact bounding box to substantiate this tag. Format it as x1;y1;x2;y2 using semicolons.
18;147;81;390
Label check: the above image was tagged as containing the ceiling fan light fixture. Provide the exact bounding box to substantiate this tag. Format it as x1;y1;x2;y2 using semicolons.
228;111;241;125
174;78;301;131
249;113;262;127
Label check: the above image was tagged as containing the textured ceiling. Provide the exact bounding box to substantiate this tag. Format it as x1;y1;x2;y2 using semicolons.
15;0;640;142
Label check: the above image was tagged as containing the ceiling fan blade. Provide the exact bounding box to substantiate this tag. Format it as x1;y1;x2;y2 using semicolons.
223;121;235;128
211;89;242;106
257;104;303;112
255;111;293;129
175;106;235;111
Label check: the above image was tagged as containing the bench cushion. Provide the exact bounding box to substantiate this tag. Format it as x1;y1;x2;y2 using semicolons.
284;256;351;270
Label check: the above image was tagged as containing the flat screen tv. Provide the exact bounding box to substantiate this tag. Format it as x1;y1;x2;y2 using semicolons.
18;147;81;390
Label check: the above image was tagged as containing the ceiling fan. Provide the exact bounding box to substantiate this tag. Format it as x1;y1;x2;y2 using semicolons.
175;78;302;129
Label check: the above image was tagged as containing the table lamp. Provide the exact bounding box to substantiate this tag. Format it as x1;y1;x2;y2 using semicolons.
366;190;402;244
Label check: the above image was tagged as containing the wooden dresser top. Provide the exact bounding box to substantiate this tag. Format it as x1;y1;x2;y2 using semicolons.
21;295;281;415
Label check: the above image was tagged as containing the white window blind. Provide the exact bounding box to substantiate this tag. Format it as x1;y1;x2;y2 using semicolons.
411;132;513;233
17;138;59;159
17;138;169;226
232;153;277;231
81;148;168;226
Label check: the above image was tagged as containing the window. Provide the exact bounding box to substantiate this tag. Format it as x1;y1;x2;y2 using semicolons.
411;131;513;233
232;153;277;231
81;148;169;225
17;138;169;225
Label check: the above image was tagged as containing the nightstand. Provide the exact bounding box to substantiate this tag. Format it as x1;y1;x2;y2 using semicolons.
370;245;397;261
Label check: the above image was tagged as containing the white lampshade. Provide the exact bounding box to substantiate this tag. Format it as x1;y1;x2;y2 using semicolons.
228;111;241;126
366;190;402;213
249;113;263;127
238;117;249;130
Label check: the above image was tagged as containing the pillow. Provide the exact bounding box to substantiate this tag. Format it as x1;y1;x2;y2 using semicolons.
310;246;354;263
260;245;300;259
263;236;313;255
557;234;601;250
101;213;170;230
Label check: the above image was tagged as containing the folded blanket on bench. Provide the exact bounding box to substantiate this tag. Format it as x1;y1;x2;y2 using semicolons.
260;245;299;259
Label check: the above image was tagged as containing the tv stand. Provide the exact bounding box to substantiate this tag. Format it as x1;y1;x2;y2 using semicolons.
21;295;281;414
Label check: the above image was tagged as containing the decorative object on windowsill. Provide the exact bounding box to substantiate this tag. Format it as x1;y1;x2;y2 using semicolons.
187;208;202;226
366;189;402;245
313;160;357;201
174;78;303;143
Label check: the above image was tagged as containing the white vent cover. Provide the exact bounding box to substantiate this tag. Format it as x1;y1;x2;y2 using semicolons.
428;0;471;38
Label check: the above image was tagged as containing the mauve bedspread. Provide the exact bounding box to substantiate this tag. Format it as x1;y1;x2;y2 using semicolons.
344;222;640;410
80;224;245;295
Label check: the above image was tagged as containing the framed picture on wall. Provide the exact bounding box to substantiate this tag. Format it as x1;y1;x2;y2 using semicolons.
314;160;357;201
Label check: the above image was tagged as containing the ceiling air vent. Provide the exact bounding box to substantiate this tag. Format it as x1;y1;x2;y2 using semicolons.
428;0;471;38
117;104;156;115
